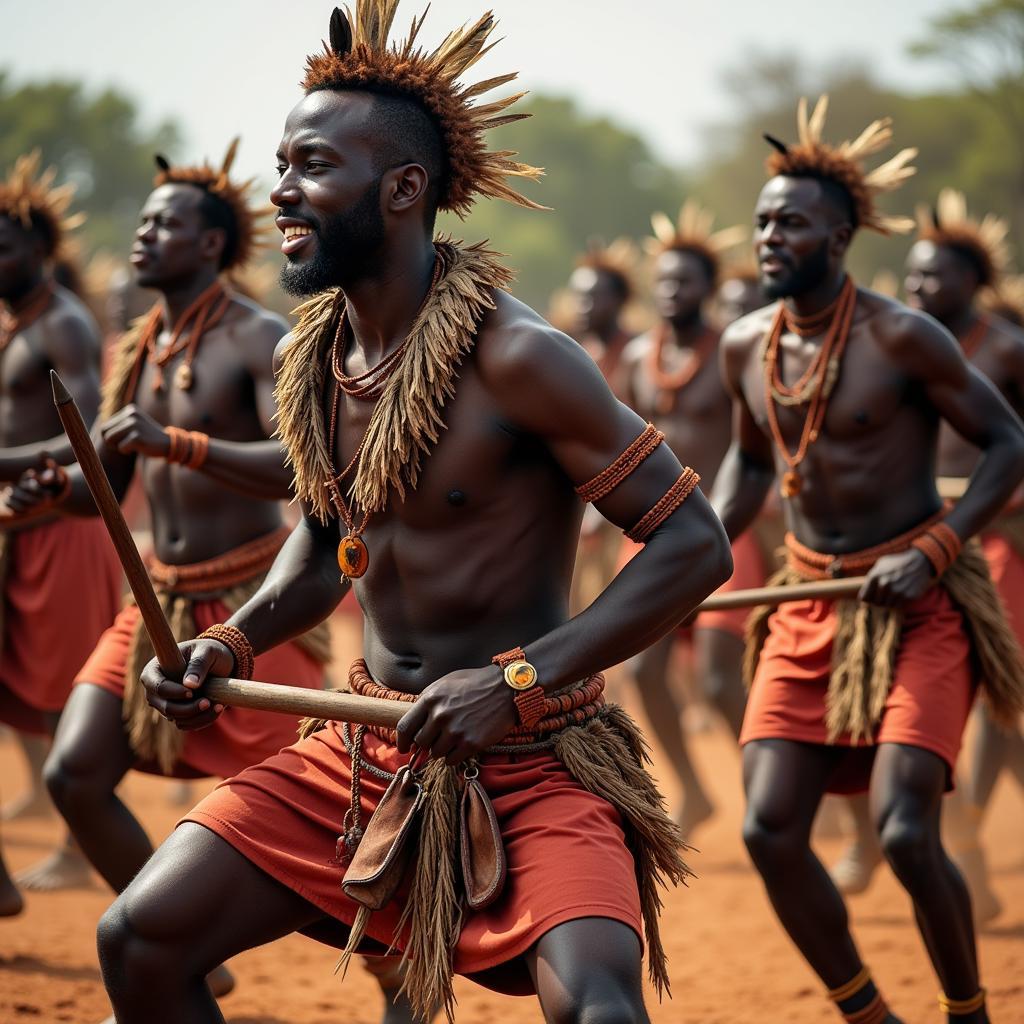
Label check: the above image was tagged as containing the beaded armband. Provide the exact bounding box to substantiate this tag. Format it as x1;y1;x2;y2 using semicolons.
911;521;962;578
624;467;701;544
575;423;665;504
165;426;210;470
197;623;255;680
492;646;546;729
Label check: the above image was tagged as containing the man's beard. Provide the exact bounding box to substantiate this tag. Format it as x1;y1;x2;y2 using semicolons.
280;179;386;297
761;240;830;300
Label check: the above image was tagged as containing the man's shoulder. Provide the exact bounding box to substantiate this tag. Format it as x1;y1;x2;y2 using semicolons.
720;303;775;355
37;286;101;352
861;290;947;349
984;312;1024;362
224;293;290;347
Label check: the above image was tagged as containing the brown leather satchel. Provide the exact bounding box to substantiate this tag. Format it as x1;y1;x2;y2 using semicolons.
459;771;506;910
341;764;424;911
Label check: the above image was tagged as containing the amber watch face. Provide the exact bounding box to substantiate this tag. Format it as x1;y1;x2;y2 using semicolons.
503;660;538;690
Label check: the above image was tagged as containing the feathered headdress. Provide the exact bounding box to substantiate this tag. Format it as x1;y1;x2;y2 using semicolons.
0;150;84;261
984;273;1024;326
763;96;917;235
915;189;1011;290
301;2;544;218
152;138;269;271
647;199;747;284
576;237;638;300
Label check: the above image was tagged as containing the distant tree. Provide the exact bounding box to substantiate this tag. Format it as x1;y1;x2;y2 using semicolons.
441;94;687;312
0;73;181;257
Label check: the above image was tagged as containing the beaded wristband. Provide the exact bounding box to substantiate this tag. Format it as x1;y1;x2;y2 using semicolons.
164;427;211;470
911;522;962;577
575;424;665;504
197;623;255;680
625;467;701;543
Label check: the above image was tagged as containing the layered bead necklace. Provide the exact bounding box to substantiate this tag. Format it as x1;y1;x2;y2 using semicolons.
324;252;443;581
646;321;718;414
762;276;856;498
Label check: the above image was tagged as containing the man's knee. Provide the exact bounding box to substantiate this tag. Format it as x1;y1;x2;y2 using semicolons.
43;744;101;813
543;976;645;1024
742;806;803;875
878;810;934;880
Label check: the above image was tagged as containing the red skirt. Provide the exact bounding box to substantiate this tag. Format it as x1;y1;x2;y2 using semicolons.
0;518;122;733
740;585;975;792
76;601;324;779
183;721;643;989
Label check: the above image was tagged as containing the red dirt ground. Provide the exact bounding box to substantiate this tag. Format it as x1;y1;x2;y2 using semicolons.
1;626;1021;1023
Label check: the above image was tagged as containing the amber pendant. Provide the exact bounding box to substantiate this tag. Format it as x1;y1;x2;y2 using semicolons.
175;362;194;391
338;533;369;579
780;470;802;498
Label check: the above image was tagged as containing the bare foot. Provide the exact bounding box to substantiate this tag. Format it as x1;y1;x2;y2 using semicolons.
676;790;714;840
15;846;95;892
207;963;235;999
2;788;55;822
0;873;23;916
830;838;884;896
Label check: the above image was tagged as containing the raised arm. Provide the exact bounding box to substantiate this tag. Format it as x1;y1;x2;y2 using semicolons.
0;312;102;480
709;318;776;540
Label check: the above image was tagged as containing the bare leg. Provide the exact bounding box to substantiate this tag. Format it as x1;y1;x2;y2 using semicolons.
693;627;747;739
631;634;712;836
528;917;650;1024
968;703;1024;808
830;793;884;896
2;732;54;821
361;956;439;1024
0;827;23;917
742;740;901;1020
99;822;328;1023
872;744;988;1024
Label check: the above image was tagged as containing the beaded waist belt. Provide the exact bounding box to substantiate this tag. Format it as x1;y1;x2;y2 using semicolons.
148;526;291;593
347;659;606;751
785;508;946;580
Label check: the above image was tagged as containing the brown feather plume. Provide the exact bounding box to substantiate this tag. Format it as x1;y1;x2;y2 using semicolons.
0;150;85;261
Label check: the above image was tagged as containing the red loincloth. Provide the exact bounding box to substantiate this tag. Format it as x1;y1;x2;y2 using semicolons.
0;518;122;734
183;721;643;991
981;530;1024;649
740;584;975;792
76;600;324;779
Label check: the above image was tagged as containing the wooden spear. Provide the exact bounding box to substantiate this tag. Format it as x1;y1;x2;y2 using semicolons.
698;575;865;612
50;370;407;729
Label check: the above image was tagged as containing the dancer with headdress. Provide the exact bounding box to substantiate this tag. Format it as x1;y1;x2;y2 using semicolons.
100;4;731;1021
620;200;763;835
7;141;331;1004
0;152;122;914
905;189;1024;924
714;96;1024;1023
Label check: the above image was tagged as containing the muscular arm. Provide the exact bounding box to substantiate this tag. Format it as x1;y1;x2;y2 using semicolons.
898;313;1024;542
709;320;775;541
189;314;293;499
481;311;732;692
0;315;102;480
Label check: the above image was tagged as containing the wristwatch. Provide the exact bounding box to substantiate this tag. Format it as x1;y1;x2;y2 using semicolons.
492;648;547;729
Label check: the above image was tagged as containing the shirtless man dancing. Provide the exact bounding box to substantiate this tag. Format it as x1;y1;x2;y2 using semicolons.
714;98;1024;1023
95;5;731;1022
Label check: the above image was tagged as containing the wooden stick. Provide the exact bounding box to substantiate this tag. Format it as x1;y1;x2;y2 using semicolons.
937;476;968;500
698;575;866;612
51;371;185;674
50;370;407;727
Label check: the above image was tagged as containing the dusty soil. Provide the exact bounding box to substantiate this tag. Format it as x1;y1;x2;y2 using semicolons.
1;622;1021;1023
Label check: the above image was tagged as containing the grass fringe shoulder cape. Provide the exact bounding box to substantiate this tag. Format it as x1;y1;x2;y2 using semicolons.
100;310;333;773
277;239;692;1021
744;540;1024;743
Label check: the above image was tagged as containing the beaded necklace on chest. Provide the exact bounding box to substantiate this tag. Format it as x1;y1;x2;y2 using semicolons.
646;321;718;414
324;253;442;581
761;276;856;498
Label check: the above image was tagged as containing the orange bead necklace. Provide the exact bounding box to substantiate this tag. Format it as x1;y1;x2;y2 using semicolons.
646;321;718;414
762;276;856;498
324;252;442;581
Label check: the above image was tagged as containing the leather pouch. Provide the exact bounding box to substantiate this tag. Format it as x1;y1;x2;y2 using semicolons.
341;764;424;911
459;773;507;910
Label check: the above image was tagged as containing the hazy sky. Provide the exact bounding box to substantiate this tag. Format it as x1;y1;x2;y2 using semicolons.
2;0;959;185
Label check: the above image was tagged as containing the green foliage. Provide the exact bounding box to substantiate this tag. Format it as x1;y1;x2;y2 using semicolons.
440;95;687;311
0;72;180;256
